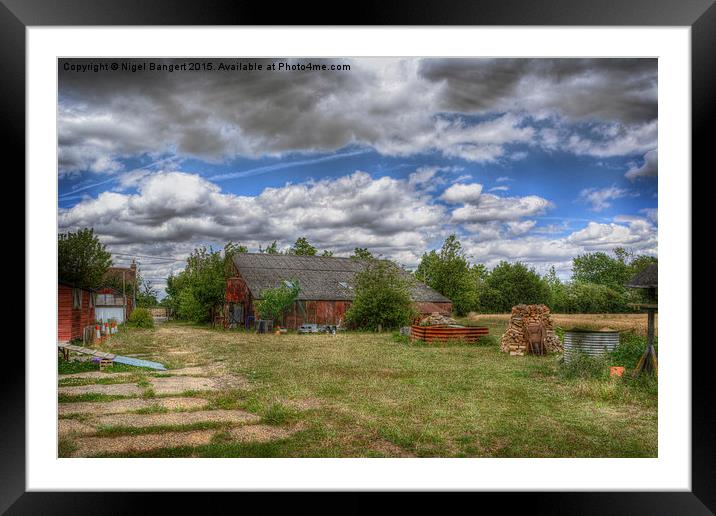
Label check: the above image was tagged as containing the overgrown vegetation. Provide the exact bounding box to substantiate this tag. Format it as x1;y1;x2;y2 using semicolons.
345;258;417;330
254;281;300;324
125;307;155;328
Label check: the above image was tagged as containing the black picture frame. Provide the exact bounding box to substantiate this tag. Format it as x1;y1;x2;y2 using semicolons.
5;0;711;513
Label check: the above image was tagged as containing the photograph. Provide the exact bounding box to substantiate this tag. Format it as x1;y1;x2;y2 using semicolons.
56;56;659;459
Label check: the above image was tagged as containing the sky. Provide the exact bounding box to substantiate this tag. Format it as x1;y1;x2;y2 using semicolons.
57;58;658;295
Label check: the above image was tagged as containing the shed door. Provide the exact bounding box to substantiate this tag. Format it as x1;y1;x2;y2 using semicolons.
95;307;125;323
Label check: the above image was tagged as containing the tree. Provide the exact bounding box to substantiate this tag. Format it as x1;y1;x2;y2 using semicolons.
136;276;158;307
254;281;300;325
223;241;248;276
165;246;226;323
543;265;567;312
572;250;632;291
289;236;317;256
321;250;334;257
259;241;280;254
58;228;112;288
350;247;374;260
482;261;550;312
345;259;417;330
415;234;477;315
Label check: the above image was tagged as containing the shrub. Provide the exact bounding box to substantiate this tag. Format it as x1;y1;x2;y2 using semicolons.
255;281;300;324
610;332;658;370
345;259;417;331
126;307;154;328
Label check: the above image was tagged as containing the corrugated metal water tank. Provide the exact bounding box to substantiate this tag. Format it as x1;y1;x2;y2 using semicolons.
563;329;620;362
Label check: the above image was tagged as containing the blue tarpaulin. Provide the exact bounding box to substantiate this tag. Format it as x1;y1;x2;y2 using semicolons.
113;355;167;371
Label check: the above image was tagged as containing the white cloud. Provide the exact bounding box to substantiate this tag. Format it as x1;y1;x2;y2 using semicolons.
579;185;630;212
451;194;552;223
440;183;484;204
488;185;509;192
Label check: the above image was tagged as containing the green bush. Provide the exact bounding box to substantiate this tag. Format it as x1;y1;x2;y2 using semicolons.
255;281;300;324
345;259;417;331
126;307;155;328
609;332;658;370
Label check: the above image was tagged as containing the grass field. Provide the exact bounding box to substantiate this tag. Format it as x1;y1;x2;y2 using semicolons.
58;320;657;458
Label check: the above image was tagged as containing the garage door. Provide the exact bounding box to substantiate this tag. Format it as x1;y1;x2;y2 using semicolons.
95;306;125;323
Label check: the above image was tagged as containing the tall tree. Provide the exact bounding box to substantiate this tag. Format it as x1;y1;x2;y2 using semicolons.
289;236;317;256
259;241;280;254
58;228;112;288
415;234;477;315
572;248;633;291
350;247;374;260
483;261;550;312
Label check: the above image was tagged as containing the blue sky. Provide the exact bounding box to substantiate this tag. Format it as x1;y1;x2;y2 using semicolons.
57;58;657;293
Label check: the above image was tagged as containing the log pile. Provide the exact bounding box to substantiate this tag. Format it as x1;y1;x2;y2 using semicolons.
418;312;461;327
500;304;563;355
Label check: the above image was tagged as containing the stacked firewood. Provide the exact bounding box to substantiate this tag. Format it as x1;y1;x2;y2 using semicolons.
418;312;461;327
500;304;563;355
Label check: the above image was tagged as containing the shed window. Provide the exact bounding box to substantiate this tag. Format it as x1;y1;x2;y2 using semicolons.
72;288;82;309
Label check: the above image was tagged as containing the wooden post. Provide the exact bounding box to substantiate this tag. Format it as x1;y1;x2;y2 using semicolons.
634;306;658;376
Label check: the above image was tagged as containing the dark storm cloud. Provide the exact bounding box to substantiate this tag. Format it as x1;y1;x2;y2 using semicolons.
58;58;658;176
418;58;657;124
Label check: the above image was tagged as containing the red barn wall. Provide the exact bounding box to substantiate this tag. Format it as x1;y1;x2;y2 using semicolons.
415;302;453;316
58;284;95;343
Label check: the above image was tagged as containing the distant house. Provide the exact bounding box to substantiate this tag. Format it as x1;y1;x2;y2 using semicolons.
58;280;95;343
224;253;452;329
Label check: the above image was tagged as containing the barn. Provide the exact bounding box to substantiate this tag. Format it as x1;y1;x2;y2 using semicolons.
58;281;95;343
224;253;452;329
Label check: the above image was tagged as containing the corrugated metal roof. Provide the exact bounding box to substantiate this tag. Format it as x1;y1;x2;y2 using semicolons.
232;253;451;303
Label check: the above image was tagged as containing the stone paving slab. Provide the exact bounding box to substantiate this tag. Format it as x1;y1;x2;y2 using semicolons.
59;383;144;397
59;371;135;380
71;425;300;456
58;397;209;417
95;409;260;429
71;430;217;457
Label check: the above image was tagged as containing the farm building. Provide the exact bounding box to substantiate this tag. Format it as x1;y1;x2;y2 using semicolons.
224;253;452;329
100;262;137;321
94;286;130;323
58;281;95;343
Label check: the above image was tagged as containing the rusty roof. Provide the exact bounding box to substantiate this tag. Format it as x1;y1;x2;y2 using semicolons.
232;253;451;303
626;263;658;289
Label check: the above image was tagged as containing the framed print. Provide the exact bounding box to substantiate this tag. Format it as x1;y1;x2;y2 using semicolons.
5;0;713;512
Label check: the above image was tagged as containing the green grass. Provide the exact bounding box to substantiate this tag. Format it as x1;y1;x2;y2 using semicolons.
60;320;658;458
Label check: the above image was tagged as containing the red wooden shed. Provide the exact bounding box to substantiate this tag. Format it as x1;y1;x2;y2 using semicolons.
58;280;95;343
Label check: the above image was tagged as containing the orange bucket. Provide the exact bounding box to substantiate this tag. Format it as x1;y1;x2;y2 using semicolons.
610;366;625;377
